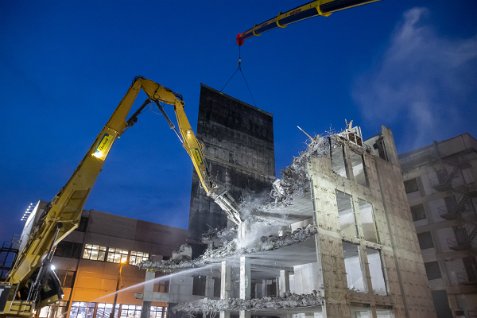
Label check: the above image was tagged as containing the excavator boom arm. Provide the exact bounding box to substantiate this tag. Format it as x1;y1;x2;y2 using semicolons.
7;78;182;287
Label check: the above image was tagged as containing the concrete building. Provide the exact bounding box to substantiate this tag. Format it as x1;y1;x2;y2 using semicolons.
399;134;477;317
188;85;275;240
143;123;436;318
38;207;187;318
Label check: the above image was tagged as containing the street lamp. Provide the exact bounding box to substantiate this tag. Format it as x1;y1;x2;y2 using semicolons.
110;258;127;318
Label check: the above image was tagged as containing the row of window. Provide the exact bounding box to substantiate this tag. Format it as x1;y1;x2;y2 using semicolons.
336;190;379;243
54;241;149;265
39;301;167;318
82;244;150;265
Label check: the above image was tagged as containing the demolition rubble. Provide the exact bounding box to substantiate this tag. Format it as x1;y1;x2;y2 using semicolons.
139;224;317;272
173;292;324;314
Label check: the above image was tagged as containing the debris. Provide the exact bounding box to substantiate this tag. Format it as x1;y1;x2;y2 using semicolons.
173;292;323;313
139;224;317;272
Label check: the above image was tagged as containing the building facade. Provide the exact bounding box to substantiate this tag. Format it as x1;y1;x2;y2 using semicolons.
40;209;187;318
400;134;477;317
188;85;275;240
146;124;436;318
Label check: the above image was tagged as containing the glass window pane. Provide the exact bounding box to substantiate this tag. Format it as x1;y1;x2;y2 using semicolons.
83;244;107;261
336;191;357;238
358;199;378;243
107;248;129;263
343;241;366;292
367;248;387;295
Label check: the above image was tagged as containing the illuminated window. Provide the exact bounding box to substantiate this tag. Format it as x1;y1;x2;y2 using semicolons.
129;251;149;265
120;305;142;318
70;302;95;318
150;306;166;318
82;244;107;261
336;190;358;238
96;303;119;318
107;247;129;263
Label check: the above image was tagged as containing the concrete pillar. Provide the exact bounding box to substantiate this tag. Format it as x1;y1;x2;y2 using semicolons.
279;270;290;297
240;256;251;318
261;280;267;298
220;261;231;318
205;276;214;298
141;270;155;318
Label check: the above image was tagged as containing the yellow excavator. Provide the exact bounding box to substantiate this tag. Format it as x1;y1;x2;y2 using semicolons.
0;77;241;317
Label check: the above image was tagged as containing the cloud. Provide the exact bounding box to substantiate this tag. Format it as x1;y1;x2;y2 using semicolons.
353;7;477;150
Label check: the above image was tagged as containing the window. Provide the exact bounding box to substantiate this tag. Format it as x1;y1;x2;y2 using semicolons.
358;199;378;243
367;248;387;295
56;270;76;288
154;280;169;293
410;204;426;221
192;275;207;296
425;261;441;280
331;142;347;178
70;302;95;318
404;178;419;193
150;306;166;318
376;308;394;318
107;247;129;263
96;303;119;318
343;241;366;292
350;151;367;186
82;244;107;261
417;232;434;249
120;305;142;318
129;251;149;266
55;241;83;258
336;191;358;237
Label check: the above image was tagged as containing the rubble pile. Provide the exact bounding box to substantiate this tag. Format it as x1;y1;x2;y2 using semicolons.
139;224;317;272
173;292;323;313
269;135;331;206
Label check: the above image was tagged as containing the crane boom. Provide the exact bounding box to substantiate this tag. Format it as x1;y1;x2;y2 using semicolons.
236;0;379;45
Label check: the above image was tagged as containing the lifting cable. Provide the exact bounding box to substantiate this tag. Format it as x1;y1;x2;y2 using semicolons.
220;46;257;106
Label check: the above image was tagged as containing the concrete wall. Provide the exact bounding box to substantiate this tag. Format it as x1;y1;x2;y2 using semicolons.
308;127;435;318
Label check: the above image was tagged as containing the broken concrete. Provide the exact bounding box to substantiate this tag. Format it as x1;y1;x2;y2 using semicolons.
172;292;323;314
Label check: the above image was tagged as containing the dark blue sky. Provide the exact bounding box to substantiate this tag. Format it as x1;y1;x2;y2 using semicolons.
1;1;476;241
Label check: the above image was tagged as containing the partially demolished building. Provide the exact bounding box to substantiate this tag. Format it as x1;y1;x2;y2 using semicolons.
140;91;436;318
